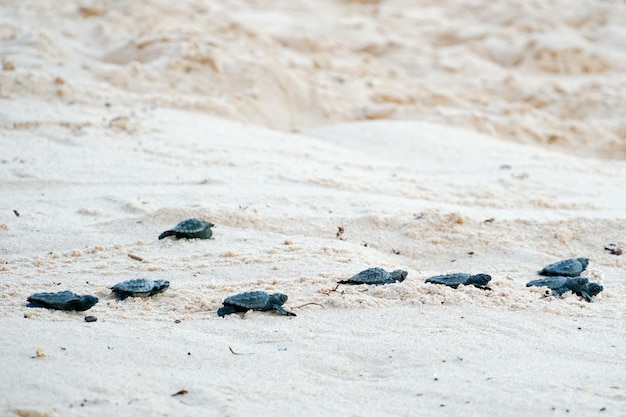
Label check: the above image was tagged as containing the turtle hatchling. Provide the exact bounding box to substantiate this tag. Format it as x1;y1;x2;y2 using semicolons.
217;291;296;317
26;290;99;311
538;257;589;277
425;273;492;290
111;278;170;300
583;282;604;301
338;267;408;285
158;218;214;240
526;276;603;302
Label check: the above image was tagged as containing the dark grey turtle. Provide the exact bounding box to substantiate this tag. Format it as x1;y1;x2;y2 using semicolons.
526;276;603;302
26;290;98;311
158;218;214;240
425;273;492;290
338;267;408;285
527;276;588;295
217;291;296;317
538;257;589;277
111;278;170;300
582;283;604;301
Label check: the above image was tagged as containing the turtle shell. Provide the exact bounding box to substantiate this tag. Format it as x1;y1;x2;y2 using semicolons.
339;267;407;285
527;276;573;290
527;276;592;298
538;258;589;277
159;218;214;240
425;273;492;289
222;291;277;310
218;291;295;317
111;278;170;300
27;290;99;311
426;273;471;288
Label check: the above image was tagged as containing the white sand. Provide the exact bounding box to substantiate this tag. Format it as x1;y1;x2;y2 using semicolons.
1;1;625;416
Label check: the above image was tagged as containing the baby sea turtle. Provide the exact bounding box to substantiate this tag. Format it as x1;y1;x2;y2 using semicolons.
111;278;170;300
158;218;214;240
583;282;605;301
217;291;296;317
425;273;492;290
338;267;408;285
538;257;589;277
526;276;603;302
26;290;99;311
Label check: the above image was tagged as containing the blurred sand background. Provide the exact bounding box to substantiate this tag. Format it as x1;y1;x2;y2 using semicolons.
0;1;625;416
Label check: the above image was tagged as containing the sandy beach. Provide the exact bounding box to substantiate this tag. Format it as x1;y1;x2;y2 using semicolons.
1;1;625;416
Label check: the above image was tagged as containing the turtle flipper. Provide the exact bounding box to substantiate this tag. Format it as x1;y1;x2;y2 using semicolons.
158;230;176;240
551;286;570;296
579;290;593;303
218;306;238;317
273;305;296;316
527;277;568;290
26;300;48;308
113;291;131;301
425;277;460;289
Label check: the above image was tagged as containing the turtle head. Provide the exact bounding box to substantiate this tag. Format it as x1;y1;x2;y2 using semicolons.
576;258;590;270
567;277;589;293
271;293;288;306
469;274;492;286
155;280;170;290
68;295;99;311
585;283;603;297
390;270;408;282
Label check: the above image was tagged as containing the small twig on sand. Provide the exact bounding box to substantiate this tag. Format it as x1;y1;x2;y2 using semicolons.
229;346;253;355
292;302;325;309
128;253;144;262
320;284;343;295
171;389;188;397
